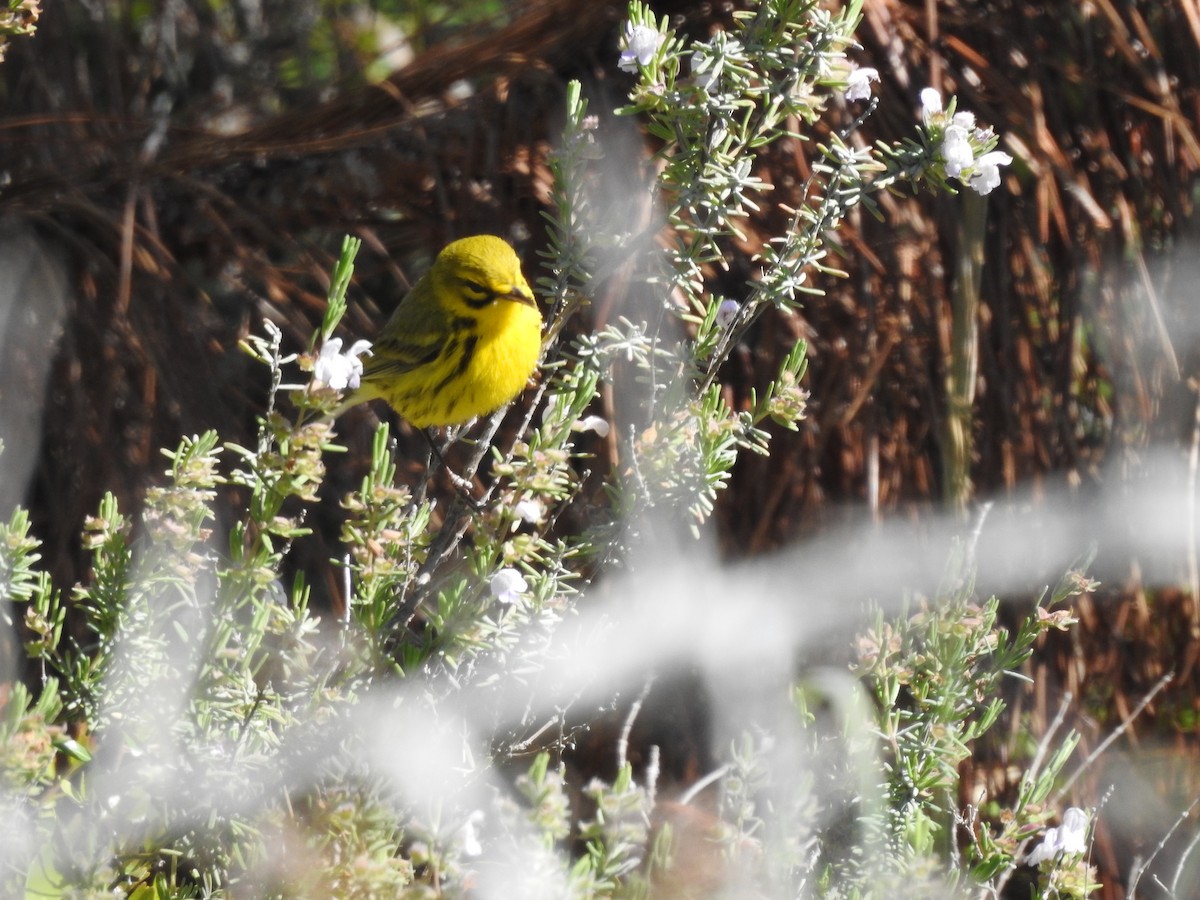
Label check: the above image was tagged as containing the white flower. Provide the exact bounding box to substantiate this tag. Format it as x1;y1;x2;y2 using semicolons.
940;124;975;177
573;415;611;438
313;338;372;391
489;568;528;605
716;299;740;328
951;110;977;131
1059;807;1090;854
513;498;544;524
844;66;879;102
968;150;1013;195
920;87;943;120
1025;807;1089;866
619;23;664;73
1025;832;1058;866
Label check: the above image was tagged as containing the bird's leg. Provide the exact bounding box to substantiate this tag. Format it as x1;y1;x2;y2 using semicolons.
421;428;483;511
405;431;432;508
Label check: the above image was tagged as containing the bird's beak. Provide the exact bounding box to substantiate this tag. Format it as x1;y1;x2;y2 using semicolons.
504;284;537;307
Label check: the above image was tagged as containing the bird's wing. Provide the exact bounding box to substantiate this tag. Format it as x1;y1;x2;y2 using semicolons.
361;333;441;379
361;276;449;380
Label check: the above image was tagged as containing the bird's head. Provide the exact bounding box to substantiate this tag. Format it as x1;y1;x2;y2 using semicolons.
430;234;536;316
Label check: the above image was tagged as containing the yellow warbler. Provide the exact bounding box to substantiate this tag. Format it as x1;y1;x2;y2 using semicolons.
340;235;542;427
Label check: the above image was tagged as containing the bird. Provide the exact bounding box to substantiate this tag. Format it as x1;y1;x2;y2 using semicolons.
337;235;542;428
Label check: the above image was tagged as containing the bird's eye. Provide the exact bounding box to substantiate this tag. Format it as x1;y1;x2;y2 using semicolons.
462;279;489;297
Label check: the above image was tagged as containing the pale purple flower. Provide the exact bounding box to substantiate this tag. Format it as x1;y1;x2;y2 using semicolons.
1025;807;1089;866
489;568;528;605
844;66;880;102
716;299;740;328
619;23;664;73
968;150;1013;195
313;338;372;391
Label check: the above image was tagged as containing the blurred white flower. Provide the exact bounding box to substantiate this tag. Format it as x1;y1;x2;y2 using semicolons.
513;498;544;524
457;810;485;857
844;65;879;102
968;150;1013;195
313;338;372;391
920;87;943;120
716;299;740;328
489;568;528;605
619;23;664;73
573;415;611;438
1059;807;1090;853
446;79;473;102
1025;807;1089;865
940;124;975;177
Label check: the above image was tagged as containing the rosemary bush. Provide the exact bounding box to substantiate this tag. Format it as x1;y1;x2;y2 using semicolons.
1;1;1109;898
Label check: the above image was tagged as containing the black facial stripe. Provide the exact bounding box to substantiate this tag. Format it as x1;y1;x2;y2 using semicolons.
462;292;495;309
449;315;477;335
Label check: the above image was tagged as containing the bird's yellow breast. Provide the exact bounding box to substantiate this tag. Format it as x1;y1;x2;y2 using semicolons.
447;300;542;424
382;298;540;428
